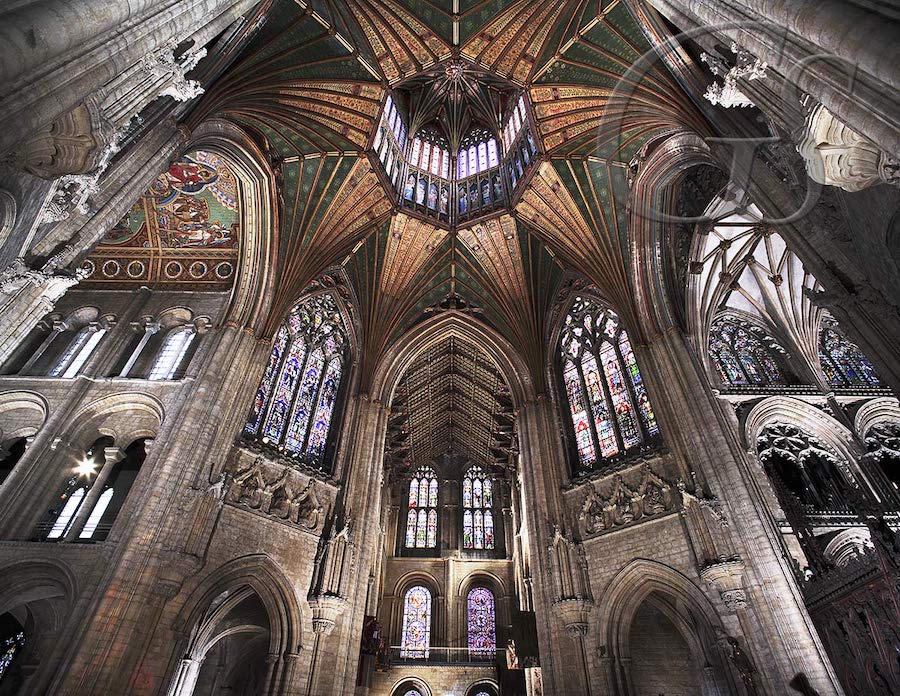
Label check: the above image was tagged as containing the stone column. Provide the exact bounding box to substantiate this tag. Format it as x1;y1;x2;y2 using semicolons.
316;395;390;694
164;657;201;696
0;258;82;367
50;324;267;694
63;445;127;541
639;328;842;695
515;397;583;695
645;0;900;155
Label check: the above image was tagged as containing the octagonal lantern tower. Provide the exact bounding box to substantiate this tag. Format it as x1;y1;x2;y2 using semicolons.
370;59;540;229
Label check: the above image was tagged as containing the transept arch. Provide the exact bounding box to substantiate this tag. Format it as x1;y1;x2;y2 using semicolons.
370;311;536;410
595;559;733;695
173;554;311;659
182;119;279;334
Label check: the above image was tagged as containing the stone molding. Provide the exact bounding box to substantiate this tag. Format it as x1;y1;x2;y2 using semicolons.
797;102;900;192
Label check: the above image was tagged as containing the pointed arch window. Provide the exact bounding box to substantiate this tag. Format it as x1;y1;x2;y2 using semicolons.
818;319;881;387
462;466;494;550
406;466;438;549
709;317;786;387
559;297;659;471
244;293;347;467
400;586;432;658
467;587;496;659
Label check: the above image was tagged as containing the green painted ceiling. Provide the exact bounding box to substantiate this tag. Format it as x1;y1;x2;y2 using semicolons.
189;0;710;391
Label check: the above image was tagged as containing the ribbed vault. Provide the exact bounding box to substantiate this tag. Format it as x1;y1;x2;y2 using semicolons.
185;0;712;369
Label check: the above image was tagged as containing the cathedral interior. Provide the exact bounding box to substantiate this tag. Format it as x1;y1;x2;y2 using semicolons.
0;1;899;695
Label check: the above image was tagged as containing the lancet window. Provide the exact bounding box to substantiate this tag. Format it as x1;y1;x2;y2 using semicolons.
406;466;438;549
818;319;881;387
467;587;496;659
462;466;494;550
244;293;347;467
559;296;659;471
400;586;432;658
709;317;786;387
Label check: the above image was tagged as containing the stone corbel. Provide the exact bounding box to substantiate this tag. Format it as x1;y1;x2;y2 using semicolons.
797;101;900;192
700;558;748;613
308;594;349;636
552;596;594;638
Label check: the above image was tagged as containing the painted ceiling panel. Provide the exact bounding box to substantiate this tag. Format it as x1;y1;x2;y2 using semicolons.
188;0;709;367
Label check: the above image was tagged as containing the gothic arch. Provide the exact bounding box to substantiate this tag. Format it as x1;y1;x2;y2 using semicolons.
854;396;900;438
743;396;860;465
184;119;279;335
370;311;536;409
627;131;724;337
174;554;306;659
596;558;723;658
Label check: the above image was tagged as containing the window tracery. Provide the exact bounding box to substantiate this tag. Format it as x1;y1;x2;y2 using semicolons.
406;466;438;549
467;587;496;659
757;423;851;511
245;293;347;467
818;319;881;387
462;466;494;550
400;585;432;658
559;296;659;471
709;317;786;387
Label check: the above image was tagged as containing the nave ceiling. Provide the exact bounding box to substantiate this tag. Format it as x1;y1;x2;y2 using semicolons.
182;0;711;393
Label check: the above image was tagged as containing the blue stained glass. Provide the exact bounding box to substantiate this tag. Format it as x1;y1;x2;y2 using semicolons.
284;349;323;453
306;358;342;460
467;588;496;658
619;334;658;435
247;292;347;466
263;338;307;441
246;326;289;433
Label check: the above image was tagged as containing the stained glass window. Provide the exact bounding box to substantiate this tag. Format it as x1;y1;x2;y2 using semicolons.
245;293;347;468
559;296;659;471
709;318;785;387
467;588;496;659
0;627;25;682
818;319;881;387
463;466;494;549
400;586;432;658
406;466;438;548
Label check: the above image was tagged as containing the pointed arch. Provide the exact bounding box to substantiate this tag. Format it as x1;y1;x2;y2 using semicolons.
173;554;306;659
369;311;536;410
595;559;724;663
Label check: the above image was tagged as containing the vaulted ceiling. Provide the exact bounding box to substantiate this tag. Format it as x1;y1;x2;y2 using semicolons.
386;335;516;471
189;0;711;394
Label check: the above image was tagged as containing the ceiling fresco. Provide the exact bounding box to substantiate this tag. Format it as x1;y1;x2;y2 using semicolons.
82;150;240;290
185;0;709;397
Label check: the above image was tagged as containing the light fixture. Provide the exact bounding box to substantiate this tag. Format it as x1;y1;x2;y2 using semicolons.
75;456;97;478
